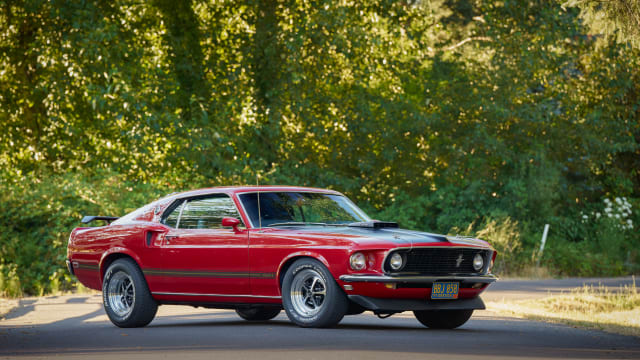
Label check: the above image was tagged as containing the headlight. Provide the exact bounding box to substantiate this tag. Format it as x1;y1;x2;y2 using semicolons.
349;252;366;270
473;253;484;272
389;253;404;271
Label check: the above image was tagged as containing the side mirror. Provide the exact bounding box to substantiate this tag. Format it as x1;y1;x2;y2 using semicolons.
222;217;241;233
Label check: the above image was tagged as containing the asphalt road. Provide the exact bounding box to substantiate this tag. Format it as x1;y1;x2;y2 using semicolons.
1;277;639;360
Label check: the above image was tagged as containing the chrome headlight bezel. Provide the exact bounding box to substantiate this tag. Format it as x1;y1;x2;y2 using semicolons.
472;253;484;272
349;252;366;270
389;252;405;271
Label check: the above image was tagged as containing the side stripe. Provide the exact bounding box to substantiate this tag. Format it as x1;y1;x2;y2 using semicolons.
143;269;276;279
75;263;99;271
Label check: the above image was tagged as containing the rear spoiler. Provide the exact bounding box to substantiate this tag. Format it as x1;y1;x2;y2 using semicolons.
81;216;119;224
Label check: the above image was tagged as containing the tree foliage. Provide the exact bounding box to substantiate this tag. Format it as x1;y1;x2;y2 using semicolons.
564;0;640;48
0;0;639;294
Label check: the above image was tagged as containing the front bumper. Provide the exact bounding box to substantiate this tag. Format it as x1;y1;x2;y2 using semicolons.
339;274;498;284
348;294;486;312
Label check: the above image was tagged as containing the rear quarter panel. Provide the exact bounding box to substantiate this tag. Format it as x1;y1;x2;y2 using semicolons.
68;222;164;290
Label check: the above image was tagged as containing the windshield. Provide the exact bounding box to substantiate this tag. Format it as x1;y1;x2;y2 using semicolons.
238;192;370;228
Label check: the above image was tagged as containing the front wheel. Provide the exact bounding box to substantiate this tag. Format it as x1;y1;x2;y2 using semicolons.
102;258;158;328
282;258;348;328
235;306;281;321
413;309;474;329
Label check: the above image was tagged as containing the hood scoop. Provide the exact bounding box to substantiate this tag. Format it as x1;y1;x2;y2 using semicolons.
348;221;399;229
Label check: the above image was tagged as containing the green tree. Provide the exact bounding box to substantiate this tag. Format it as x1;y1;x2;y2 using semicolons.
564;0;640;48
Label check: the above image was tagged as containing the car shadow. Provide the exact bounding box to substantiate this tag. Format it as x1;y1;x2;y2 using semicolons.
66;296;91;304
147;316;489;333
2;299;37;320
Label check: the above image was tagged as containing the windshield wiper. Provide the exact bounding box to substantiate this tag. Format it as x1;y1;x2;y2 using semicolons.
267;222;327;227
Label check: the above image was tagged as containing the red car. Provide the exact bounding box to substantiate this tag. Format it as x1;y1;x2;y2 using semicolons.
67;186;497;328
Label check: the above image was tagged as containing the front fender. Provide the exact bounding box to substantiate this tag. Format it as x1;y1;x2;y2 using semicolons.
276;251;334;293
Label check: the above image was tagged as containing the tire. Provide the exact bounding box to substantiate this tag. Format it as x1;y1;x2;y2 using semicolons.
235;307;281;321
282;258;348;328
102;258;158;328
413;309;474;329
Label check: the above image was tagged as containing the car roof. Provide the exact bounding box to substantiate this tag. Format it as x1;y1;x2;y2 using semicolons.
163;185;343;201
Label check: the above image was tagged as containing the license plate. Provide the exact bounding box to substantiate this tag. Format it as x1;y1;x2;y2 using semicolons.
431;282;459;299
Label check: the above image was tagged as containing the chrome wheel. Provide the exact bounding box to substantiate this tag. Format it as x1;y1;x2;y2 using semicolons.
107;271;135;318
290;269;327;317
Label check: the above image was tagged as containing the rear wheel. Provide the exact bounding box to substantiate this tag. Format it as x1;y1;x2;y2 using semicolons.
282;258;348;328
413;309;473;329
235;307;281;321
102;258;158;328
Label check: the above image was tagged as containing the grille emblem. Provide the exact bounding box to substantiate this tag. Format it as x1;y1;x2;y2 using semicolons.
455;254;464;267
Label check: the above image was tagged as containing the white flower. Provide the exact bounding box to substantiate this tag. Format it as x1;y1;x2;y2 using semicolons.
622;212;628;217
582;215;588;220
615;214;620;219
615;197;622;204
605;207;612;213
595;212;601;219
628;219;633;225
604;198;612;204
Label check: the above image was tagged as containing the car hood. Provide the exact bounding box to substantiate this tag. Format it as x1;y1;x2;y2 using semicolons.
263;225;492;249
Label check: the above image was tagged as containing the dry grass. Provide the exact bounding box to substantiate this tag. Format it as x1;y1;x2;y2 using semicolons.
488;280;640;337
71;283;100;295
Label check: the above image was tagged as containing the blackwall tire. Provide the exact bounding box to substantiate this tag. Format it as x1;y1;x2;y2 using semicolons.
413;309;474;329
102;258;158;328
282;258;348;328
235;307;281;321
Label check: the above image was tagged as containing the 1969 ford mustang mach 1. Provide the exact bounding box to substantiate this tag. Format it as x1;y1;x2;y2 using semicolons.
67;186;497;328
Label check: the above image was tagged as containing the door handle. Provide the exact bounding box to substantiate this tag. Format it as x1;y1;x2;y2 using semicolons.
165;234;179;244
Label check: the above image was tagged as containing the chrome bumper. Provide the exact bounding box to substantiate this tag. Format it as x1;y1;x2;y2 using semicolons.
339;274;498;284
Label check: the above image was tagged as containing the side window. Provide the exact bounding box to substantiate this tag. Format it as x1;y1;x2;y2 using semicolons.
162;200;184;228
178;195;242;229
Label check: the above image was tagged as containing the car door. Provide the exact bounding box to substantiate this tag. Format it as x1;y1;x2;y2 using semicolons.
155;194;250;297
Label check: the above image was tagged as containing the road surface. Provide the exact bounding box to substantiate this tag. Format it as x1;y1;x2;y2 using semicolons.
1;277;638;359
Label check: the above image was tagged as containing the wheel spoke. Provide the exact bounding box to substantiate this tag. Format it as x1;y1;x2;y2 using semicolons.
312;288;326;296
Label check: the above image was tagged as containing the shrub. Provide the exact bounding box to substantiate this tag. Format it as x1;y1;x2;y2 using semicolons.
0;170;176;296
476;217;523;275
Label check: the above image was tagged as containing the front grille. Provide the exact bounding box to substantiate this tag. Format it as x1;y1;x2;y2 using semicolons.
384;248;492;275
